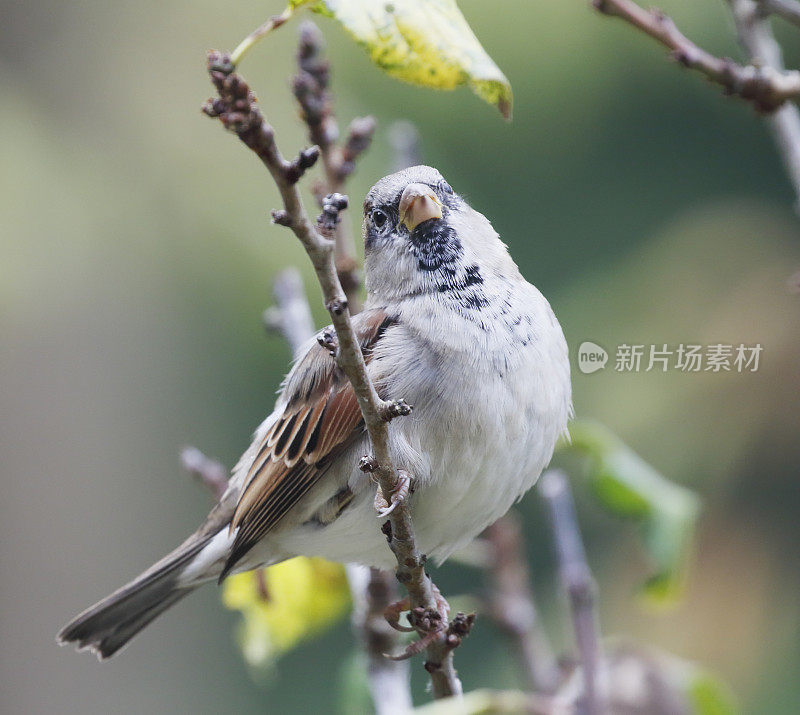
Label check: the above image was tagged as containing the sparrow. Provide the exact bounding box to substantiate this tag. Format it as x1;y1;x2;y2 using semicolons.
58;165;572;659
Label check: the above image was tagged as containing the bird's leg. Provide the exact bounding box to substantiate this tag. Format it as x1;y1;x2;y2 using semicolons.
375;468;452;653
374;469;412;518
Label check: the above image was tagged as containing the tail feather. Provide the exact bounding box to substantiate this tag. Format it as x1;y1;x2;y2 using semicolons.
57;532;216;659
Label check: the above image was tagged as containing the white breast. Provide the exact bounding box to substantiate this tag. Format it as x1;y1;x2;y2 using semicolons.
259;278;571;570
390;280;571;563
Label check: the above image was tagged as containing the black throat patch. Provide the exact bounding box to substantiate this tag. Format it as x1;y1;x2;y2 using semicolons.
409;220;463;272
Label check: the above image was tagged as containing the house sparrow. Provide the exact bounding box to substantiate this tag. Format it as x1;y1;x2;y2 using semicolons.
58;165;572;659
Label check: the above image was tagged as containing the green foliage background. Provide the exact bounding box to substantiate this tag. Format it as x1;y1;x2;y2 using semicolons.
1;1;798;712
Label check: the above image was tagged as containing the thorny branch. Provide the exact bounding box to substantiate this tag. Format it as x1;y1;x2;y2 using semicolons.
593;0;800;112
539;470;604;715
203;51;464;699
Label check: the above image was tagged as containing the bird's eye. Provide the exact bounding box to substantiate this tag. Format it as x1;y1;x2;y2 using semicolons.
371;209;388;229
440;181;453;195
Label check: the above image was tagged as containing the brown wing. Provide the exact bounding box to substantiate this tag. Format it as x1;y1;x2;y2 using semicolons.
220;308;396;579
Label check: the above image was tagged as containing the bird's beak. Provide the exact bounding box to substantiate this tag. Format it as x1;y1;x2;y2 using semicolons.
399;183;443;231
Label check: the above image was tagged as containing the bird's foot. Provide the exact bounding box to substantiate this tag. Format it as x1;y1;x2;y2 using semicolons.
384;627;442;661
384;602;447;661
374;469;412;518
383;584;455;660
316;327;338;357
429;582;450;622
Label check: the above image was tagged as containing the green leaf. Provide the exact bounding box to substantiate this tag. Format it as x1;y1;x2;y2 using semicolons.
688;670;738;715
242;0;513;118
561;421;701;606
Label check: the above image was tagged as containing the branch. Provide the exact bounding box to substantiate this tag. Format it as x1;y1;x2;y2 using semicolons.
262;267;316;358
180;446;228;501
264;250;411;713
204;54;463;699
270;43;414;710
293;22;376;312
759;0;800;29
483;514;561;694
594;0;800;112
728;0;800;208
389;120;423;173
347;565;413;714
539;470;604;715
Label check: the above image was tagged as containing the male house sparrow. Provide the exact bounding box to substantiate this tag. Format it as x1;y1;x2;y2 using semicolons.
58;165;572;659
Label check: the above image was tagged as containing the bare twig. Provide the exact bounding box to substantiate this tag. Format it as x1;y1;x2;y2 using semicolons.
180;446;229;501
539;470;604;715
759;0;800;28
293;22;338;169
259;239;410;712
230;8;292;66
262;267;316;357
594;0;800;112
293;24;377;193
728;0;800;208
347;565;413;715
264;221;411;713
484;513;561;694
285;34;413;708
293;22;376;311
389;121;423;173
204;55;463;699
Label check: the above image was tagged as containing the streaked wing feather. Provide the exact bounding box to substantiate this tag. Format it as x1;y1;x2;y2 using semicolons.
221;309;395;578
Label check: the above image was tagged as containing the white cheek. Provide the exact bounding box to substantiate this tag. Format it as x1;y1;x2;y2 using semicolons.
365;238;426;301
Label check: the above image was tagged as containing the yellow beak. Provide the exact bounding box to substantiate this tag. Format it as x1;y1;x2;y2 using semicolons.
399;183;443;231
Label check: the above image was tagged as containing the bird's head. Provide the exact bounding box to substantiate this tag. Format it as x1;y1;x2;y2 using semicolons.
362;165;518;304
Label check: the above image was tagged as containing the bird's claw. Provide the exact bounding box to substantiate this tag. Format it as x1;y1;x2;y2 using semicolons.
317;327;338;357
382;584;457;660
383;597;415;632
383;601;448;660
374;469;411;518
384;628;441;661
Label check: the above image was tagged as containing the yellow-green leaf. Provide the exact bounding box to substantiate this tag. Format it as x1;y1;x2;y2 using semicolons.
249;0;513;118
688;670;738;715
222;556;350;667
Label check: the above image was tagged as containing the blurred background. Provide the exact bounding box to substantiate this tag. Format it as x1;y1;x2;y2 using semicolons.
1;1;799;712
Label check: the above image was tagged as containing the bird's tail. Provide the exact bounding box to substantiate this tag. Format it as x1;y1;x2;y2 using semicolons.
57;529;227;659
